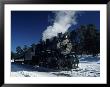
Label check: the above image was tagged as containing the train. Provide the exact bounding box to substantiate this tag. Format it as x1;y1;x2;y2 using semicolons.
14;32;79;70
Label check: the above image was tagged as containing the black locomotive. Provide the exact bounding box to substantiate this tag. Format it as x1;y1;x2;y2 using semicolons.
15;32;79;70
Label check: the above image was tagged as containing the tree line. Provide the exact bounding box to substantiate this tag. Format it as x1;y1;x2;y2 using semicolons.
11;24;100;59
70;24;100;56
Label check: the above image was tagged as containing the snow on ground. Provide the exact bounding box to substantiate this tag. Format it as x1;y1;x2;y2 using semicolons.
11;55;100;77
11;63;57;77
51;62;100;77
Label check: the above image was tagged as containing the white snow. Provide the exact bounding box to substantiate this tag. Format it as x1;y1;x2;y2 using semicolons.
51;62;100;77
11;63;57;77
11;55;100;77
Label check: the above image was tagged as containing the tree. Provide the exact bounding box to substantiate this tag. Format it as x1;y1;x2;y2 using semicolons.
23;45;28;52
84;24;100;56
75;25;87;54
11;51;16;59
16;46;23;55
70;24;100;56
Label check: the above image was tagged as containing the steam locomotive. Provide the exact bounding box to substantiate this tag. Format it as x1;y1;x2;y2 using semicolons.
15;32;79;70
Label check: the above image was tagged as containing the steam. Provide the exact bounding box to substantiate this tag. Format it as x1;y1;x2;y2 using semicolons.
42;11;77;41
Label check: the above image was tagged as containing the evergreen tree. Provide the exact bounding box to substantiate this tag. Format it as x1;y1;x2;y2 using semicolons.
83;24;99;56
70;24;100;56
16;46;23;55
11;51;16;59
23;45;28;52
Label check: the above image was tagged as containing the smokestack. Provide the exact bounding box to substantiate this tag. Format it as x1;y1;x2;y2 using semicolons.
42;11;77;41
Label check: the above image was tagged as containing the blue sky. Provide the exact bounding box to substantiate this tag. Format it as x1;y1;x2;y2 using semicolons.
11;11;100;52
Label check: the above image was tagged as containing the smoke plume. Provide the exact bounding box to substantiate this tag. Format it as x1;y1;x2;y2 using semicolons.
42;11;77;41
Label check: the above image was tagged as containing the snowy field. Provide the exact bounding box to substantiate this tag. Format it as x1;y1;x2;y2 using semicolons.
11;55;100;77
